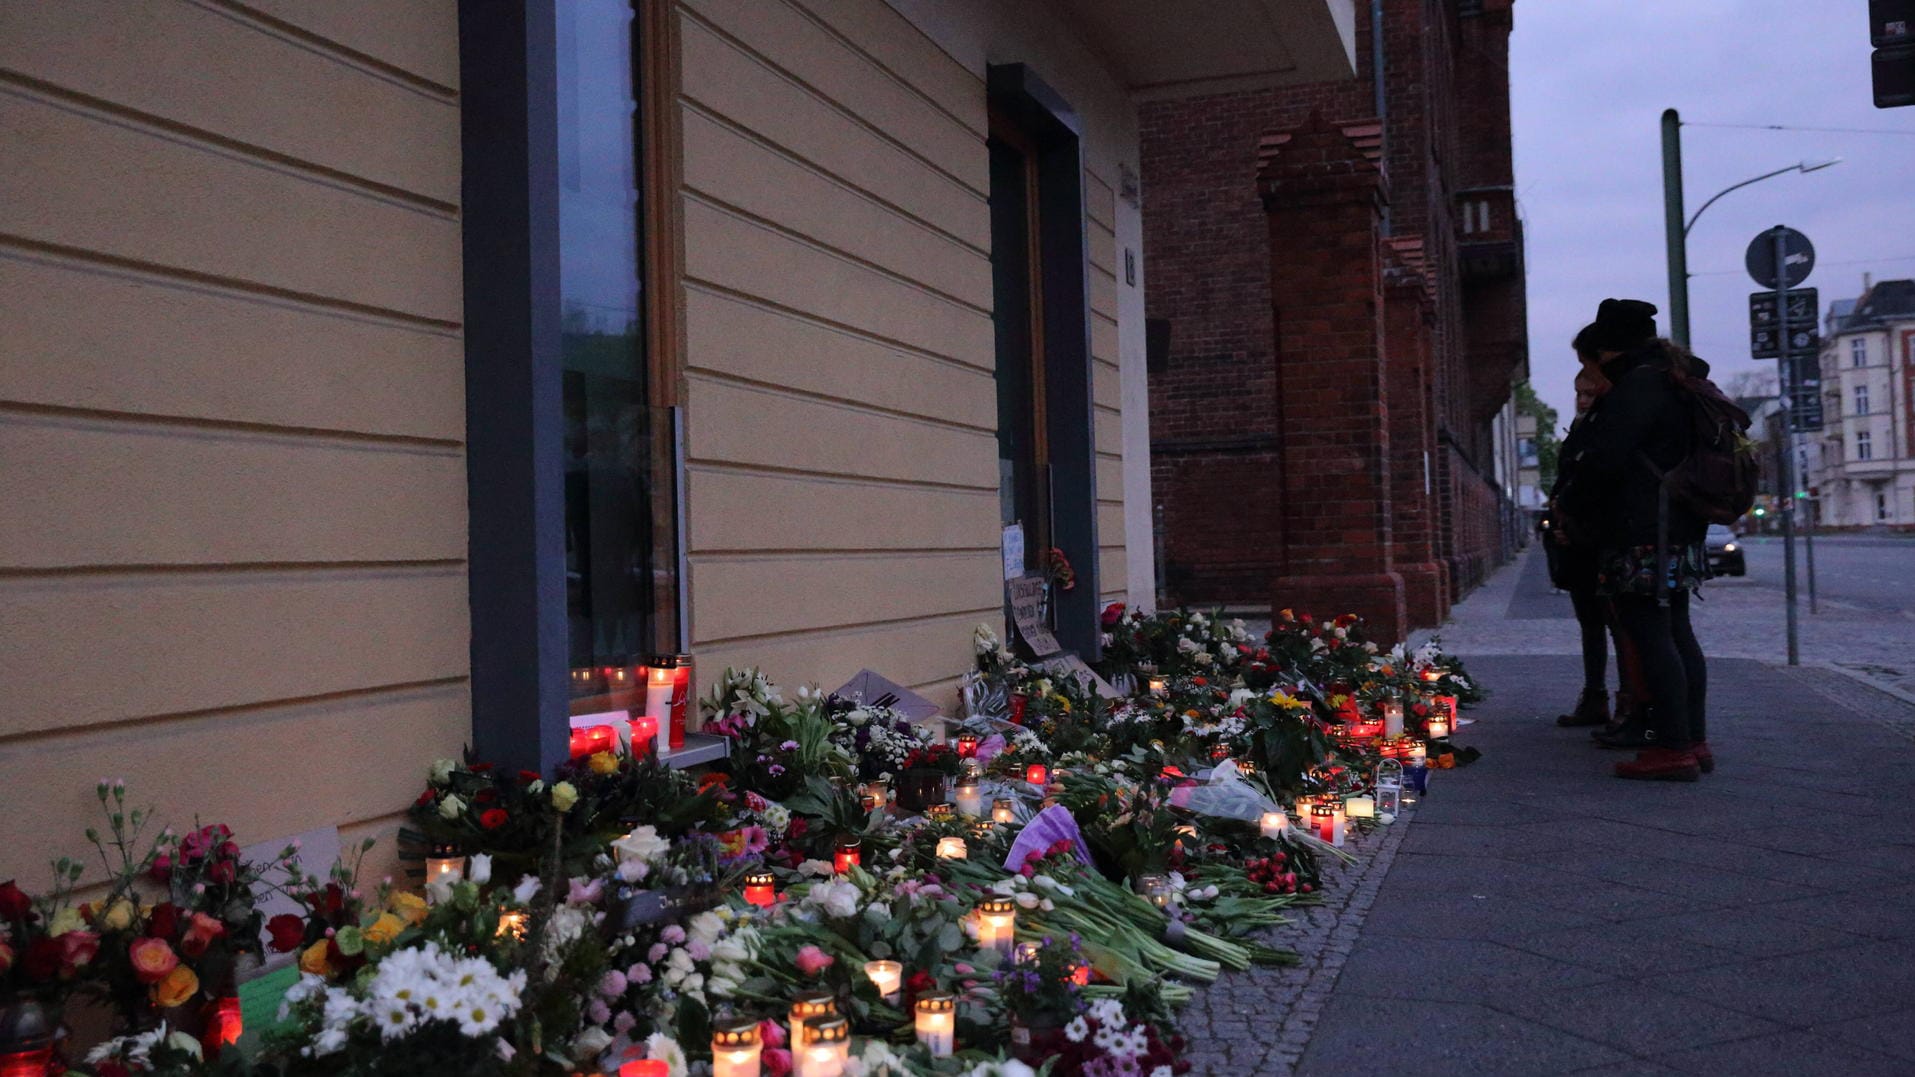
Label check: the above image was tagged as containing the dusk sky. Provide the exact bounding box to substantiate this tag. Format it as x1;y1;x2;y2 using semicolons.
1509;1;1915;427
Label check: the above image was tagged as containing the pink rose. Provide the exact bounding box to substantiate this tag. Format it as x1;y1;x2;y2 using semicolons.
795;944;834;977
763;1047;793;1077
759;1019;786;1048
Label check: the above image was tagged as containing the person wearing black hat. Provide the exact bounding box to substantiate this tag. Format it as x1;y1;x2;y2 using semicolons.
1555;299;1711;782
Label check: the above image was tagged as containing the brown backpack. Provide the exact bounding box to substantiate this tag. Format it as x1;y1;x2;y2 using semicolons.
1649;367;1758;525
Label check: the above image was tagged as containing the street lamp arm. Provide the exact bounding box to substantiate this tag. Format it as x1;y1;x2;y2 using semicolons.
1683;164;1802;237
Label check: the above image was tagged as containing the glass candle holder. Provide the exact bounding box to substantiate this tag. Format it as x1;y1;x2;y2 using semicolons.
789;990;837;1077
1382;700;1405;738
643;657;676;748
1426;717;1451;740
1258;810;1288;839
712;1018;762;1077
926;802;955;821
743;870;776;908
1147;675;1169;696
1346;796;1375;820
859;780;888;813
955;733;980;758
1024;763;1048;787
954;775;983;817
935;836;968;860
832;837;861;875
1135;873;1171;908
862;959;902;1004
992;798;1016;825
424;843;465;888
976;896;1016;955
802;1015;850;1077
914;993;956;1058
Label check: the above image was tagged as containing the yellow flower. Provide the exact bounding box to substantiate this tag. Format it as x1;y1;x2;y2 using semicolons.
587;751;620;776
388;891;429;928
150;965;200;1008
98;899;137;932
47;907;85;937
550;781;579;812
298;940;334;977
1269;691;1303;709
362;912;406;945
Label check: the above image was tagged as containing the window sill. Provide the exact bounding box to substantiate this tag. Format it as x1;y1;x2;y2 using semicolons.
658;733;728;769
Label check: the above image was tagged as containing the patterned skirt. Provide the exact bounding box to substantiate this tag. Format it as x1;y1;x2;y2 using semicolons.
1594;541;1710;598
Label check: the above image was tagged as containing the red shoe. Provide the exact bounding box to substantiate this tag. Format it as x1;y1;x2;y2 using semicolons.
1615;746;1700;782
1691;741;1714;774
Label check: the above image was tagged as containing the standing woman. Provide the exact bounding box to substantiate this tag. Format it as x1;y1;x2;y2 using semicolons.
1556;299;1711;782
1545;365;1617;727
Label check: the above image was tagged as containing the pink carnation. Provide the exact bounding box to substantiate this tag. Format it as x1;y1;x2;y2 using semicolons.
626;962;653;985
759;1019;786;1048
660;925;686;944
599;970;628;997
795;944;835;976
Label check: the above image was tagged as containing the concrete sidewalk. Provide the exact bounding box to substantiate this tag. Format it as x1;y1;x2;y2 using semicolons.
1293;654;1915;1075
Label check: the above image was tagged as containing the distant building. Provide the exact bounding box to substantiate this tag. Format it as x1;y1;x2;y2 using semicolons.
1515;412;1544;514
1807;280;1915;528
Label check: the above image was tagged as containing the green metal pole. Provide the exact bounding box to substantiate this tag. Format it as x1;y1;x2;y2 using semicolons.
1661;108;1689;346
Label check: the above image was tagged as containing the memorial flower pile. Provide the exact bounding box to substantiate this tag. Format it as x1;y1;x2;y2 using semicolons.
1;609;1475;1076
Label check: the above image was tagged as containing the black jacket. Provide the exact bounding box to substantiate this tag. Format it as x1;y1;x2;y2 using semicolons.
1555;344;1706;552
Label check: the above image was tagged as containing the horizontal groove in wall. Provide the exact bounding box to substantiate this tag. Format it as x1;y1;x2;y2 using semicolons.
206;0;459;99
678;6;987;201
0;675;468;749
686;367;994;437
697;604;1000;649
0;399;465;453
781;0;985;138
684;280;994;379
683;190;991;319
687;458;997;496
681;97;987;261
691;546;996;562
0;560;464;584
0;235;462;332
0;75;457;217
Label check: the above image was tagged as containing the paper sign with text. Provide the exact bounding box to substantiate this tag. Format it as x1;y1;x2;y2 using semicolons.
1007;575;1061;657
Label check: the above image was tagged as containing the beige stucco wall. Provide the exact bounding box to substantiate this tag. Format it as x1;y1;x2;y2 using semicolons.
674;0;1153;701
0;0;468;882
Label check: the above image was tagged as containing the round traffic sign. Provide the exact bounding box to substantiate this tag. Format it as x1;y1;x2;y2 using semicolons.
1746;226;1815;289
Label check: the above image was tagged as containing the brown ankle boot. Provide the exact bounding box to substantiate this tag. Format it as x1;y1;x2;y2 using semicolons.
1556;688;1610;727
1615;746;1700;782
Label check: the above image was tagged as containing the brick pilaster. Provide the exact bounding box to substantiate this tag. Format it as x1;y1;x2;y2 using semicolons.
1259;112;1407;643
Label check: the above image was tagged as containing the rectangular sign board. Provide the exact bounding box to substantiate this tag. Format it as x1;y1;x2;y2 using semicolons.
1007;575;1060;657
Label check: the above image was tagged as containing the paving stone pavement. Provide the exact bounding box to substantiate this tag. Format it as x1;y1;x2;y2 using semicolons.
1289;653;1915;1075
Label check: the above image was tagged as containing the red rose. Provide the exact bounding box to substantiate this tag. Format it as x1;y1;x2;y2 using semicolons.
415;788;436;807
0;881;32;922
148;853;173;883
208;859;237;885
518;770;541;784
479;809;509;830
468;763;495;773
1100;602;1126;628
179;913;225;959
58;930;100;973
145;903;181;940
266;913;307;953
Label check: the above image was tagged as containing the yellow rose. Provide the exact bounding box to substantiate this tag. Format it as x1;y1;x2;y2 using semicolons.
298;940;334;977
99;899;137;933
388;891;429;928
362;912;405;945
550;781;578;813
47;907;85;937
150;965;200;1009
586;751;620;776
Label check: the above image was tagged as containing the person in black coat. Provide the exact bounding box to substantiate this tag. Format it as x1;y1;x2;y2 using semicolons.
1555;299;1711;782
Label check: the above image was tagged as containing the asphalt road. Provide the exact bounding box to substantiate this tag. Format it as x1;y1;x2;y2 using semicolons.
1733;533;1915;617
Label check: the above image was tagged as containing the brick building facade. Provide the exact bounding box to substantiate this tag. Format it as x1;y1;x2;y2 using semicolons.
1141;0;1527;641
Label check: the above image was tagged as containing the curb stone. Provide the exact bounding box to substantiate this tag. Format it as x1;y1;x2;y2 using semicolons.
1181;802;1418;1075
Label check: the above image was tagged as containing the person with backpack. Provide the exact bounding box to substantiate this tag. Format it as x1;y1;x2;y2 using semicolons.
1555;298;1756;782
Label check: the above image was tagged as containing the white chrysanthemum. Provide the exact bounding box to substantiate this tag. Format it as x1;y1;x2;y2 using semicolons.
311;1027;349;1056
645;1032;689;1077
1064;1016;1090;1043
1087;998;1126;1026
374;998;418;1040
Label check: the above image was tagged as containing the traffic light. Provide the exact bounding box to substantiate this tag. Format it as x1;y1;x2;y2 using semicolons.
1873;0;1915;107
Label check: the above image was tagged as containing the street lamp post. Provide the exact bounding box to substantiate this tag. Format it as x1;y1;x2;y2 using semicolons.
1658;108;1841;347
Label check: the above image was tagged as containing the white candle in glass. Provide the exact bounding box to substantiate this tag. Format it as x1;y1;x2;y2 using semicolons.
1382;700;1404;738
954;777;983;817
935;836;968;860
915;994;956;1058
976;897;1016;955
1346;796;1375;820
1259;810;1288;839
863;959;902;1004
711;1019;762;1077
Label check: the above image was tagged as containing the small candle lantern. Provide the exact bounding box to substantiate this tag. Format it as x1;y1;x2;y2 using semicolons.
976;896;1017;955
914;993;956;1058
1135;873;1171;908
670;651;693;743
1209;743;1231;762
712;1018;762;1077
863;959;902;1004
627;713;659;758
1237;759;1259;778
1375;759;1403;816
0;1000;53;1077
954;775;983;817
955;733;980;758
802;1015;850;1077
1259;810;1288;839
425;842;466;887
743;869;777;908
992;798;1016;825
1346;795;1375;821
643;657;676;748
1310;801;1336;843
970;819;995;841
1382;699;1405;738
1014;941;1040;965
859;780;887;813
1420;666;1441;684
832;837;862;875
620;1060;670;1077
1426;716;1451;741
926;802;955;821
1146;675;1169;696
568;720;617;760
935;836;968;860
1409;742;1428;766
203;994;243;1055
1024;763;1048;787
1434;693;1458;722
789;991;837;1077
496;910;529;940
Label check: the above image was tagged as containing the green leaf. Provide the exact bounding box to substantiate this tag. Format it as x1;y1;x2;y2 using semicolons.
936;921;963;952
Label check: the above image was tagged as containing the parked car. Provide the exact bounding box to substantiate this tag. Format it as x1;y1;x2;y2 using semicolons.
1706;523;1746;576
